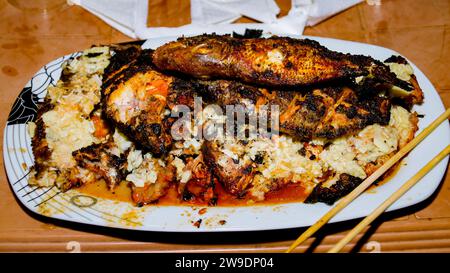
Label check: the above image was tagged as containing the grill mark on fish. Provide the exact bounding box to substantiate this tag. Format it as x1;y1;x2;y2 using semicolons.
191;79;391;141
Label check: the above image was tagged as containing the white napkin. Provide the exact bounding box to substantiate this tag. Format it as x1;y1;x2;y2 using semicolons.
69;0;362;39
69;0;140;38
190;0;280;25
305;0;363;26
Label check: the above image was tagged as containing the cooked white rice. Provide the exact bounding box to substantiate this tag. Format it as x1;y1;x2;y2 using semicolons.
29;46;111;187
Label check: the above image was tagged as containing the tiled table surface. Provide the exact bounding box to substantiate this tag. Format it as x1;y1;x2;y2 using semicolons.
0;0;449;252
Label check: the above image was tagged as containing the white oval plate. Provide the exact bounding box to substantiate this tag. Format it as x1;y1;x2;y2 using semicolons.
4;36;450;232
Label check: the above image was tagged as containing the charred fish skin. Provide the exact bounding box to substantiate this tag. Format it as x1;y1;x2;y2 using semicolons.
102;43;143;85
312;87;391;139
304;174;362;205
102;48;154;97
383;55;424;107
166;77;198;110
192;79;391;141
153;34;369;87
30;100;54;176
102;48;207;156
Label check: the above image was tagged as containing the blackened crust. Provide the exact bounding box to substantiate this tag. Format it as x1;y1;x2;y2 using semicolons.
31;100;54;175
304;174;363;205
190;79;391;141
72;141;127;189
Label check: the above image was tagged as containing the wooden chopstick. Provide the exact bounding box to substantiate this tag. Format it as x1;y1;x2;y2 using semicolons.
286;108;450;253
328;144;450;253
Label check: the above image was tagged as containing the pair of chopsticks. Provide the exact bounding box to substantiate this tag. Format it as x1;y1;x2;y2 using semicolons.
286;108;450;253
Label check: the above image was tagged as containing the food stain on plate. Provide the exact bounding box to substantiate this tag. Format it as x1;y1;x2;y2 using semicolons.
37;201;62;217
271;205;285;212
120;210;143;227
203;214;229;228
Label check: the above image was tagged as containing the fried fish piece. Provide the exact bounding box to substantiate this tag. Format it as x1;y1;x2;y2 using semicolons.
174;154;218;206
102;50;173;155
129;158;175;206
153;34;409;88
305;106;419;205
102;42;143;84
202;140;255;196
383;55;424;106
304;173;362;205
194;79;391;141
72;140;127;190
312;86;392;139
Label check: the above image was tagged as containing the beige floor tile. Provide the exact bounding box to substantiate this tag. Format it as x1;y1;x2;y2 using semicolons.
367;26;446;89
415;168;450;219
0;2;112;38
0;37;110;107
306;3;364;33
360;0;449;30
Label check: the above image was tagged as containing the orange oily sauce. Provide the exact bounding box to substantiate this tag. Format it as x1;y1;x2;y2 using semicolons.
77;177;307;207
367;159;404;192
77;179;310;207
76;161;401;207
76;179;133;203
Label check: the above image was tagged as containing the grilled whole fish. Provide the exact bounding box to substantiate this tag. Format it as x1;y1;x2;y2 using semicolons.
153;34;411;89
102;48;412;152
193;79;391;140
